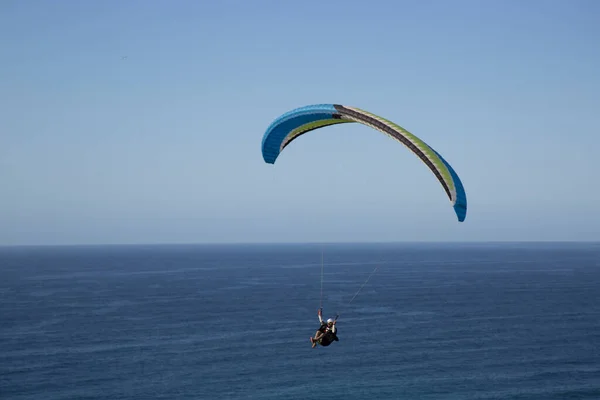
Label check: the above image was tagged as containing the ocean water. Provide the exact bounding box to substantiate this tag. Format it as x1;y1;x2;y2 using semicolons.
1;242;600;399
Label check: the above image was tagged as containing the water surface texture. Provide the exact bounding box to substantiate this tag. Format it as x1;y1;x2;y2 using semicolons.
2;242;600;399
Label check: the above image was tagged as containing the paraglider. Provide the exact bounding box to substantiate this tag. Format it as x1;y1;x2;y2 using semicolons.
260;104;468;349
310;308;338;348
260;104;467;222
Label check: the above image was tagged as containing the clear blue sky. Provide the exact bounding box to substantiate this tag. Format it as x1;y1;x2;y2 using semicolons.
2;0;599;245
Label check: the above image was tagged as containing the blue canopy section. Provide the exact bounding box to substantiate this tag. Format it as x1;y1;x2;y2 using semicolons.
432;149;468;222
261;104;338;164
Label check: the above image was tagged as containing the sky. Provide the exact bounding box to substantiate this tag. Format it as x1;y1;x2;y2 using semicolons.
1;0;600;245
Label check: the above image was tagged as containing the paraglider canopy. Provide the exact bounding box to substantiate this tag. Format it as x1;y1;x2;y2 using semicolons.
261;104;467;222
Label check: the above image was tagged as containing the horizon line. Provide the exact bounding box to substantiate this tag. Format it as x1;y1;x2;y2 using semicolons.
1;239;599;248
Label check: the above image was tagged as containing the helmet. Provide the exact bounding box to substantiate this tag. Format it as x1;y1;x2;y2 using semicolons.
327;318;334;323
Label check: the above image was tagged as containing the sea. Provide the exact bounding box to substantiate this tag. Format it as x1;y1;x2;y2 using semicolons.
1;242;600;400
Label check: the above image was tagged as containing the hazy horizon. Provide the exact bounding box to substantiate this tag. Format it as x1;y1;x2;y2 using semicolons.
2;239;599;249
